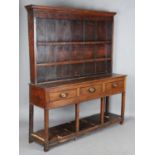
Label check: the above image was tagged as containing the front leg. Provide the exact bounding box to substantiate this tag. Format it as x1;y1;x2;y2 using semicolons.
105;96;110;114
29;103;34;143
120;92;126;124
44;109;49;151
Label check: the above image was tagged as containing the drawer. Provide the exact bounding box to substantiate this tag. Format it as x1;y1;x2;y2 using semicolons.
80;84;102;96
106;80;124;93
49;89;77;101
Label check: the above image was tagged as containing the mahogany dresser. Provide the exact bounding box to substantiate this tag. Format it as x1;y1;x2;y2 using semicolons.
25;5;127;151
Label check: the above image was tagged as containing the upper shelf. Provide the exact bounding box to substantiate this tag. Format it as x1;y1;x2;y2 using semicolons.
37;41;112;46
37;58;112;67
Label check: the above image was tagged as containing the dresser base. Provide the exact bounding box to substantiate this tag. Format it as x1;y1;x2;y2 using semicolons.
30;113;122;151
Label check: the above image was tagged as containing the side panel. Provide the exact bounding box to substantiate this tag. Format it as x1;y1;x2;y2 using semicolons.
29;85;46;108
27;9;37;83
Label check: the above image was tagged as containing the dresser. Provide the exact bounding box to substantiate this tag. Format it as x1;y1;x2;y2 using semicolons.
26;5;127;151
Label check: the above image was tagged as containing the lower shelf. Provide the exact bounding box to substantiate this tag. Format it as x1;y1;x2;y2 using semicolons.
31;113;121;148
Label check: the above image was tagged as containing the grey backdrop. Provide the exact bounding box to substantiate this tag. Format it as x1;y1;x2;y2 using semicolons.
19;0;134;154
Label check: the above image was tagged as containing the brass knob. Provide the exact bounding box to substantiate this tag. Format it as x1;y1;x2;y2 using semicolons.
88;87;96;93
112;83;118;88
59;93;67;98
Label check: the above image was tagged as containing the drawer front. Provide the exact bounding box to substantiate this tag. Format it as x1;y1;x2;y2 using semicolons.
106;80;124;94
49;89;77;101
80;84;102;97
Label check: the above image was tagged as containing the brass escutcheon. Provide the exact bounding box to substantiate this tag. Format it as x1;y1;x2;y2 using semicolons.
88;87;96;93
59;93;67;98
112;83;118;88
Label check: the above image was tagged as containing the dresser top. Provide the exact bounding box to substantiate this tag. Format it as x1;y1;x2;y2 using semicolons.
30;73;126;88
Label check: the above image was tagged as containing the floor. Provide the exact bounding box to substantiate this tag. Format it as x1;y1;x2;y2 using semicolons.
19;116;135;155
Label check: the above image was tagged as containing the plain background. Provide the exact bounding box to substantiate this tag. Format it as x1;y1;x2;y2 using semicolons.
19;0;135;154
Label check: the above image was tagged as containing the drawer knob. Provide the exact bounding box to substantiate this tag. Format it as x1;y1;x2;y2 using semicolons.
59;93;68;98
88;87;96;93
112;83;118;88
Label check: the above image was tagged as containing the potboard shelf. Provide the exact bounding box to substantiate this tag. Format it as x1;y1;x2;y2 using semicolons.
31;113;121;147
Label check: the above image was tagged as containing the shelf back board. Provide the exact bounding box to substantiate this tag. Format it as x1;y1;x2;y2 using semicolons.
26;5;116;84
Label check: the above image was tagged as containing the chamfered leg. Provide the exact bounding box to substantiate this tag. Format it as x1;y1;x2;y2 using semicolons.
29;103;34;143
100;97;105;124
74;103;80;141
105;96;110;114
44;109;49;152
120;92;126;124
75;103;80;132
